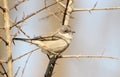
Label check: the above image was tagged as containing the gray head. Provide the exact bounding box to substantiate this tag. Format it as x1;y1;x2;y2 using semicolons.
60;26;74;34
57;26;75;43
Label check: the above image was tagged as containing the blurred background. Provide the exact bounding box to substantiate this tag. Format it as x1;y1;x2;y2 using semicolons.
1;0;120;77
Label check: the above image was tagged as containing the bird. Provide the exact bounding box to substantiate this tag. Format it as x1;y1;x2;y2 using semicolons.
13;26;74;57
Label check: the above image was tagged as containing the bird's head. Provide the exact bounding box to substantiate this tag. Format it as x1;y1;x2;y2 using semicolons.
58;26;75;43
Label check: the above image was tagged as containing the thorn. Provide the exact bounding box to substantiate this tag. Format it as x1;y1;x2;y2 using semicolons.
15;6;18;11
88;10;92;14
0;36;8;45
0;6;6;12
12;38;16;45
93;1;98;9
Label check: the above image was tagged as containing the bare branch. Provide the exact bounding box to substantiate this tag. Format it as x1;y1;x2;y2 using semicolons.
45;55;58;77
59;55;119;60
0;63;8;77
73;7;120;12
12;48;39;62
15;25;30;38
11;0;63;29
21;53;32;77
14;66;20;77
56;0;66;8
0;36;8;45
3;0;12;77
44;0;47;7
39;10;63;21
10;0;28;11
62;0;73;26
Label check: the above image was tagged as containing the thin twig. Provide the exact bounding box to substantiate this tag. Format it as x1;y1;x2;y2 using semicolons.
14;66;20;77
44;0;47;7
15;25;30;38
12;48;39;62
39;10;63;21
10;0;28;11
21;52;32;77
0;63;8;77
73;7;120;12
0;36;8;45
11;0;63;29
56;0;66;8
58;55;119;60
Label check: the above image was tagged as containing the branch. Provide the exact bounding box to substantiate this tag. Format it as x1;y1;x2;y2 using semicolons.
0;6;6;13
45;55;58;77
62;0;73;26
56;0;66;8
10;0;28;11
58;55;119;60
21;53;32;77
39;8;63;22
11;0;63;29
14;25;30;38
14;66;20;77
0;63;8;77
73;7;120;12
3;0;12;77
0;36;8;45
12;48;39;62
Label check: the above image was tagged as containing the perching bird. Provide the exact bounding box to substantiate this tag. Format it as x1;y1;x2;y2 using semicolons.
13;26;74;56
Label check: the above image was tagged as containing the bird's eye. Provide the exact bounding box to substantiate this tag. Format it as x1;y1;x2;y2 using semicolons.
63;29;69;33
64;30;68;32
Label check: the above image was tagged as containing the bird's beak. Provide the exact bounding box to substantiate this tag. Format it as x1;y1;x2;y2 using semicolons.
72;30;75;33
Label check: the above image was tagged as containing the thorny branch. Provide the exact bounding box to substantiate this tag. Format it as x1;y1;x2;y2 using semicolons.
10;0;28;11
58;55;119;60
11;0;63;29
14;25;30;38
39;10;63;21
73;7;120;12
21;52;32;77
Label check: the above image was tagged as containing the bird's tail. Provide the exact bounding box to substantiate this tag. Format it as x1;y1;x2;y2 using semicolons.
12;38;32;44
13;38;30;41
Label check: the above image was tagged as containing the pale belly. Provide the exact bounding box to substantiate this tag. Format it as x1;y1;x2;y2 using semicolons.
31;39;68;55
